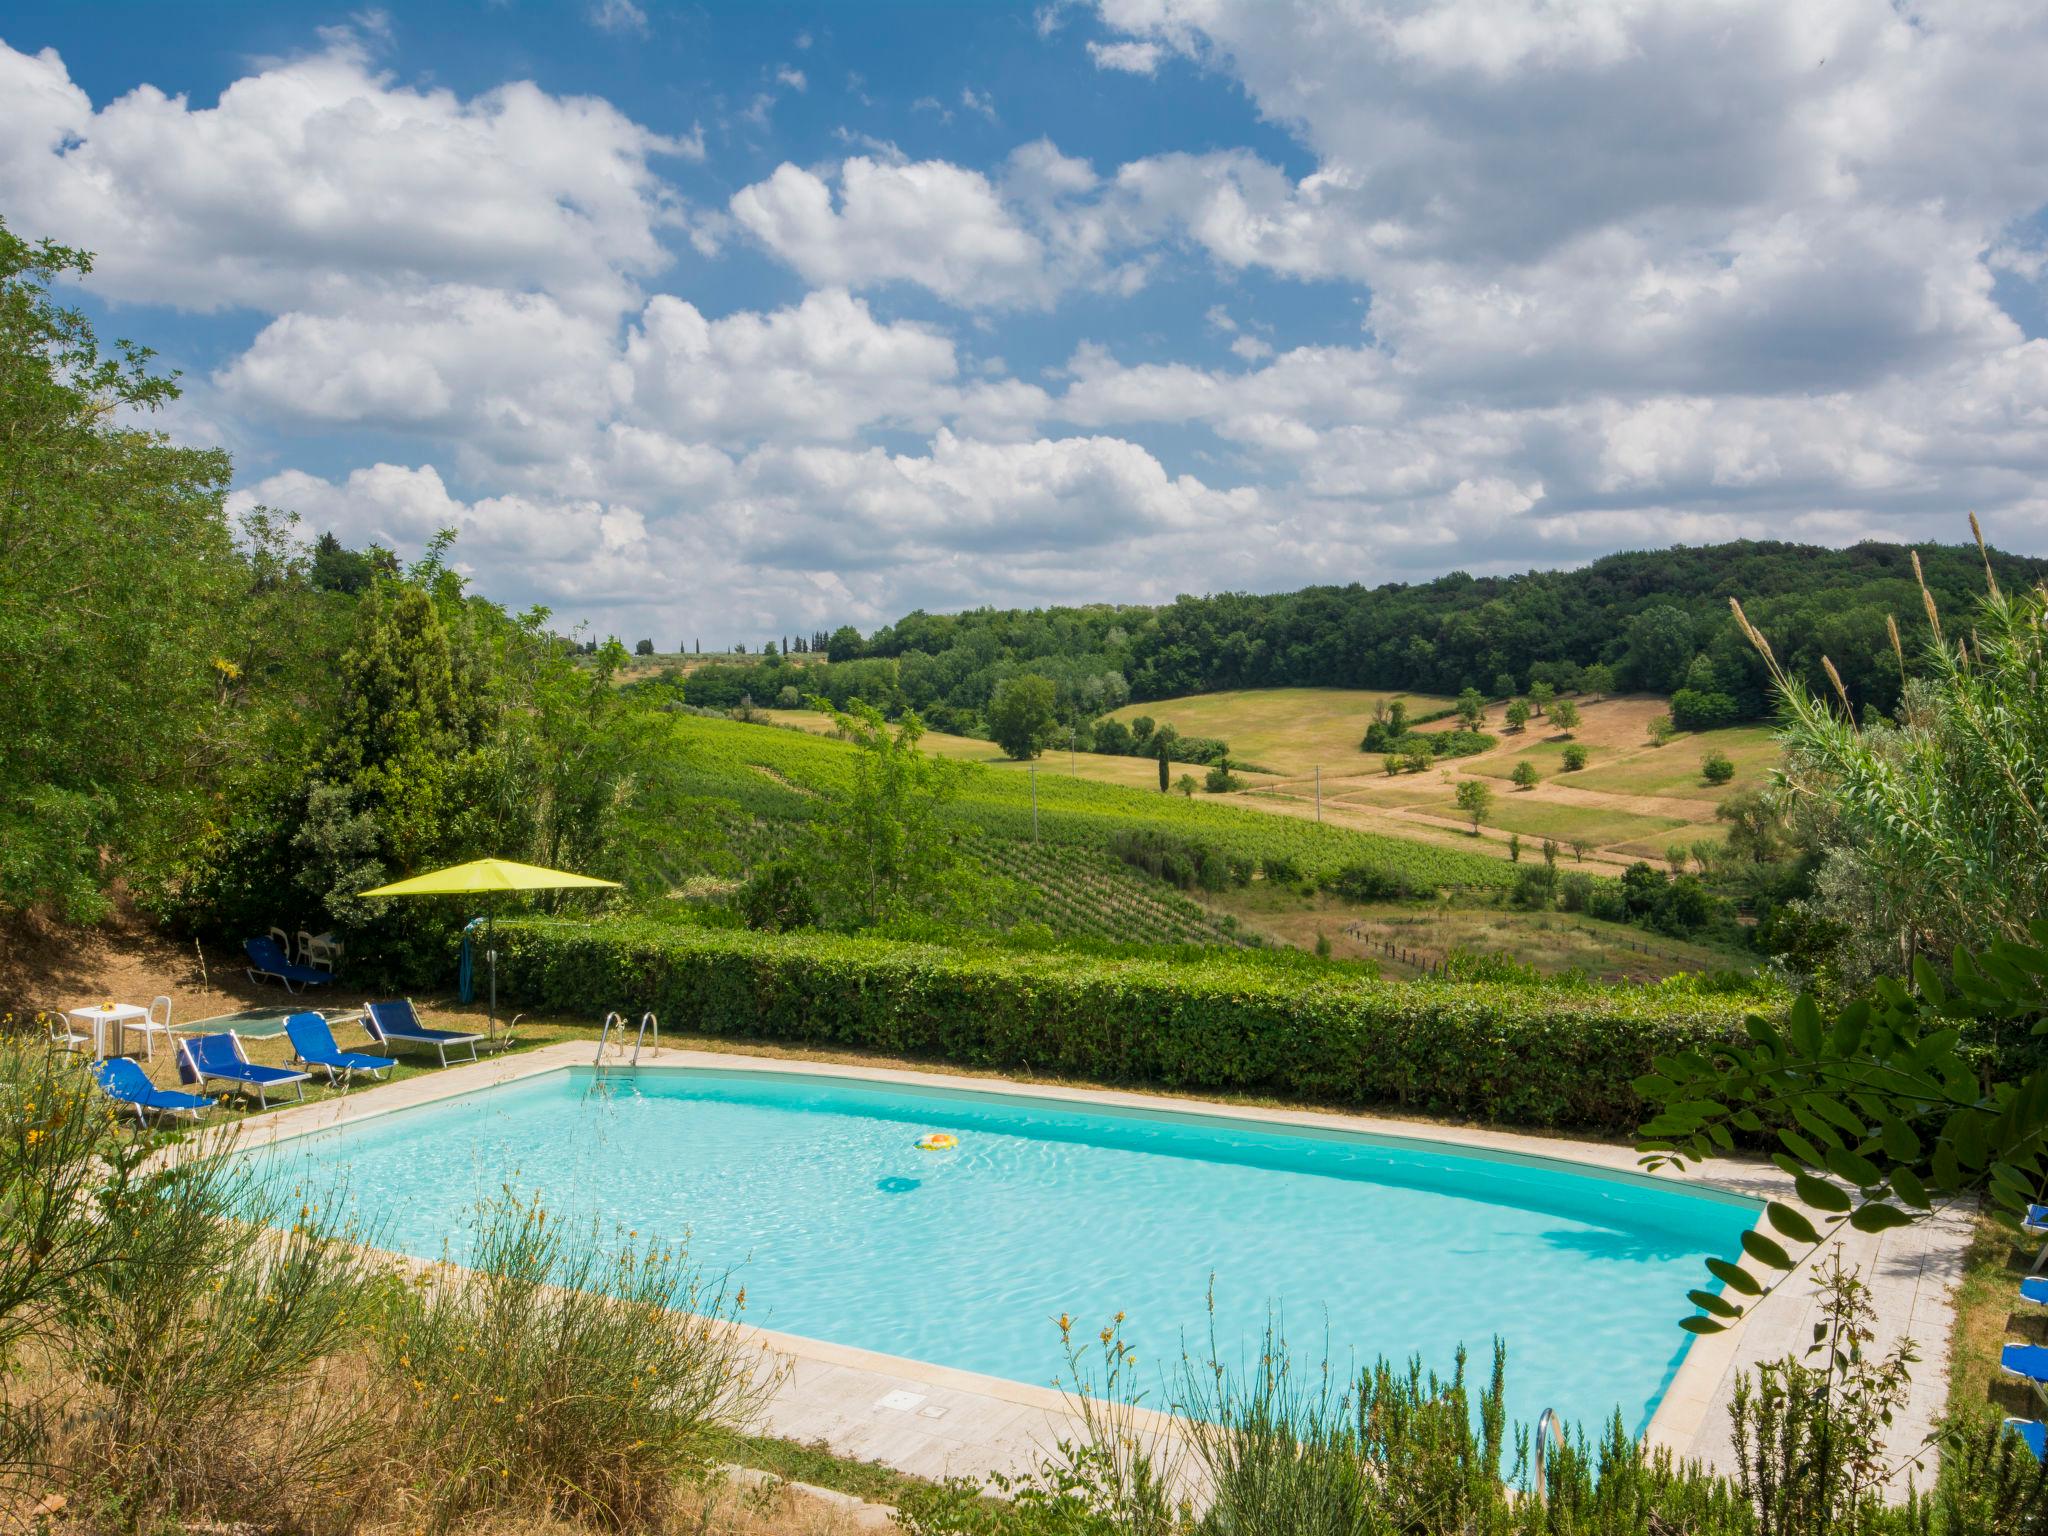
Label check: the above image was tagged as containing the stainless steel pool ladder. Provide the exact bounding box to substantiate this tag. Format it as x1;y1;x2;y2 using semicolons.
593;1009;659;1071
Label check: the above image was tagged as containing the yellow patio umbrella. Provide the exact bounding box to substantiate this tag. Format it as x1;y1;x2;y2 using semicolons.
360;858;620;1030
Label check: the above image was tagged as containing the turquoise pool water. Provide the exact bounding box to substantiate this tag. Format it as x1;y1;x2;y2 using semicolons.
300;1067;1756;1435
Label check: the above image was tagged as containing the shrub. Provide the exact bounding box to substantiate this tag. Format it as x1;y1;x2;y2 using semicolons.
1559;872;1595;912
382;1196;776;1532
1701;748;1735;785
1561;743;1588;772
738;860;817;932
64;1157;386;1527
1511;863;1559;909
1671;687;1740;732
1259;853;1301;884
1648;713;1676;747
1203;761;1242;793
500;918;1753;1132
1322;861;1417;903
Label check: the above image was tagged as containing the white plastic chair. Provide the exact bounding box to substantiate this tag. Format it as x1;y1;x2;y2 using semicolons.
307;933;344;972
296;929;316;966
45;1010;91;1054
269;925;291;957
128;995;176;1062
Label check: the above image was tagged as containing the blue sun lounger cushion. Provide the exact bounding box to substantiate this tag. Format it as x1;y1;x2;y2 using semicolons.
244;936;333;993
2007;1418;2048;1461
285;1012;396;1084
177;1031;310;1109
363;999;482;1068
92;1057;214;1127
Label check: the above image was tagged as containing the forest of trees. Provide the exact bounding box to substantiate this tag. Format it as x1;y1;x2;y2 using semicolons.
676;540;2048;741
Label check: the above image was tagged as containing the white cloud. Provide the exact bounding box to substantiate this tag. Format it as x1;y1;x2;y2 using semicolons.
960;86;996;121
1086;40;1163;74
587;0;648;36
775;65;807;91
0;35;691;314
730;156;1054;308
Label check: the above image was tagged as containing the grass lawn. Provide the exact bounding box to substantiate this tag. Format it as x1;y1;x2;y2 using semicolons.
1430;796;1692;848
1470;736;1596;782
1569;724;1780;798
1106;687;1457;777
757;708;1280;791
1211;886;1753;980
1944;1206;2039;1432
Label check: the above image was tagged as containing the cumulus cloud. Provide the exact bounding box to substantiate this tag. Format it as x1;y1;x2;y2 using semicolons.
13;9;2048;641
1086;40;1162;73
0;34;692;314
731;155;1058;308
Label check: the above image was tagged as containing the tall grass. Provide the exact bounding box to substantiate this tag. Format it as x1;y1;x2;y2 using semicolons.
0;1041;786;1535
378;1193;782;1532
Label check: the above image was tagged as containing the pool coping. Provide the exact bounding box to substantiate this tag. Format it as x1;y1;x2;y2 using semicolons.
227;1042;1969;1492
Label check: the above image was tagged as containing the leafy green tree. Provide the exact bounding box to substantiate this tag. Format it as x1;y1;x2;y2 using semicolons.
1491;671;1518;699
1648;713;1677;747
634;638;654;656
738;862;817;932
1456;687;1486;729
1528;681;1555;715
1638;924;2048;1335
1093;718;1133;756
825;625;864;662
1549;698;1582;735
1175;773;1197;797
987;674;1059;759
308;531;389;595
1580;661;1616;699
1561;743;1588;771
1510;761;1539;791
1157;747;1169;793
1507;832;1522;862
1701;748;1735;785
1733;549;2048;972
1504;699;1531;732
803;699;974;928
1623;603;1696;692
0;220;237;918
1402;746;1432;774
1454;779;1493;834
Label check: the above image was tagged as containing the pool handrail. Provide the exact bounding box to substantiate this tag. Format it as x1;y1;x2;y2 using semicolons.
594;1009;659;1068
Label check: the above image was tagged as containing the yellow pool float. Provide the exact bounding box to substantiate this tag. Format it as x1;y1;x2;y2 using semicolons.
915;1132;958;1152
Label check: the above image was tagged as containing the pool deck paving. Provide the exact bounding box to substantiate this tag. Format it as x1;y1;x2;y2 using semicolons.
234;1041;1971;1498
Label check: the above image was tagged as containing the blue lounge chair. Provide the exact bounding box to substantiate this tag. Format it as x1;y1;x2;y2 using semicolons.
285;1012;396;1085
92;1057;215;1128
2007;1418;2047;1461
245;936;334;994
177;1031;310;1108
2023;1276;2048;1310
2002;1343;2048;1406
363;999;481;1068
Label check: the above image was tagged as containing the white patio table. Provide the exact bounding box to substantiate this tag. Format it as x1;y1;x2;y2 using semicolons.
65;1003;150;1060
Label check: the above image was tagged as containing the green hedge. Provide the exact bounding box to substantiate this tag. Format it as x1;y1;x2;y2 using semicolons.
499;919;1755;1135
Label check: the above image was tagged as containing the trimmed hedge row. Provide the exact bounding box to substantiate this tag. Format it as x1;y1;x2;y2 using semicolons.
499;919;1755;1135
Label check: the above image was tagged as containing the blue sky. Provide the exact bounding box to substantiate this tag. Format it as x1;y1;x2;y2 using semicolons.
4;1;2047;644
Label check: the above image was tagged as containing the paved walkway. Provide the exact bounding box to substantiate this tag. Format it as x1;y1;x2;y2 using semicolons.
234;1043;1972;1493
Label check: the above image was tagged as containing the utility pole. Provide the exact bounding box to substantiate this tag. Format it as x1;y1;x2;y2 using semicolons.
1030;765;1038;841
1315;764;1322;822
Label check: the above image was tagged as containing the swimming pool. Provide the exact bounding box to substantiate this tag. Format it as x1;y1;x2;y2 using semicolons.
298;1066;1757;1436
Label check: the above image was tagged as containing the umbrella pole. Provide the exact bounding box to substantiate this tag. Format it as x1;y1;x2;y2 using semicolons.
488;904;498;1037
